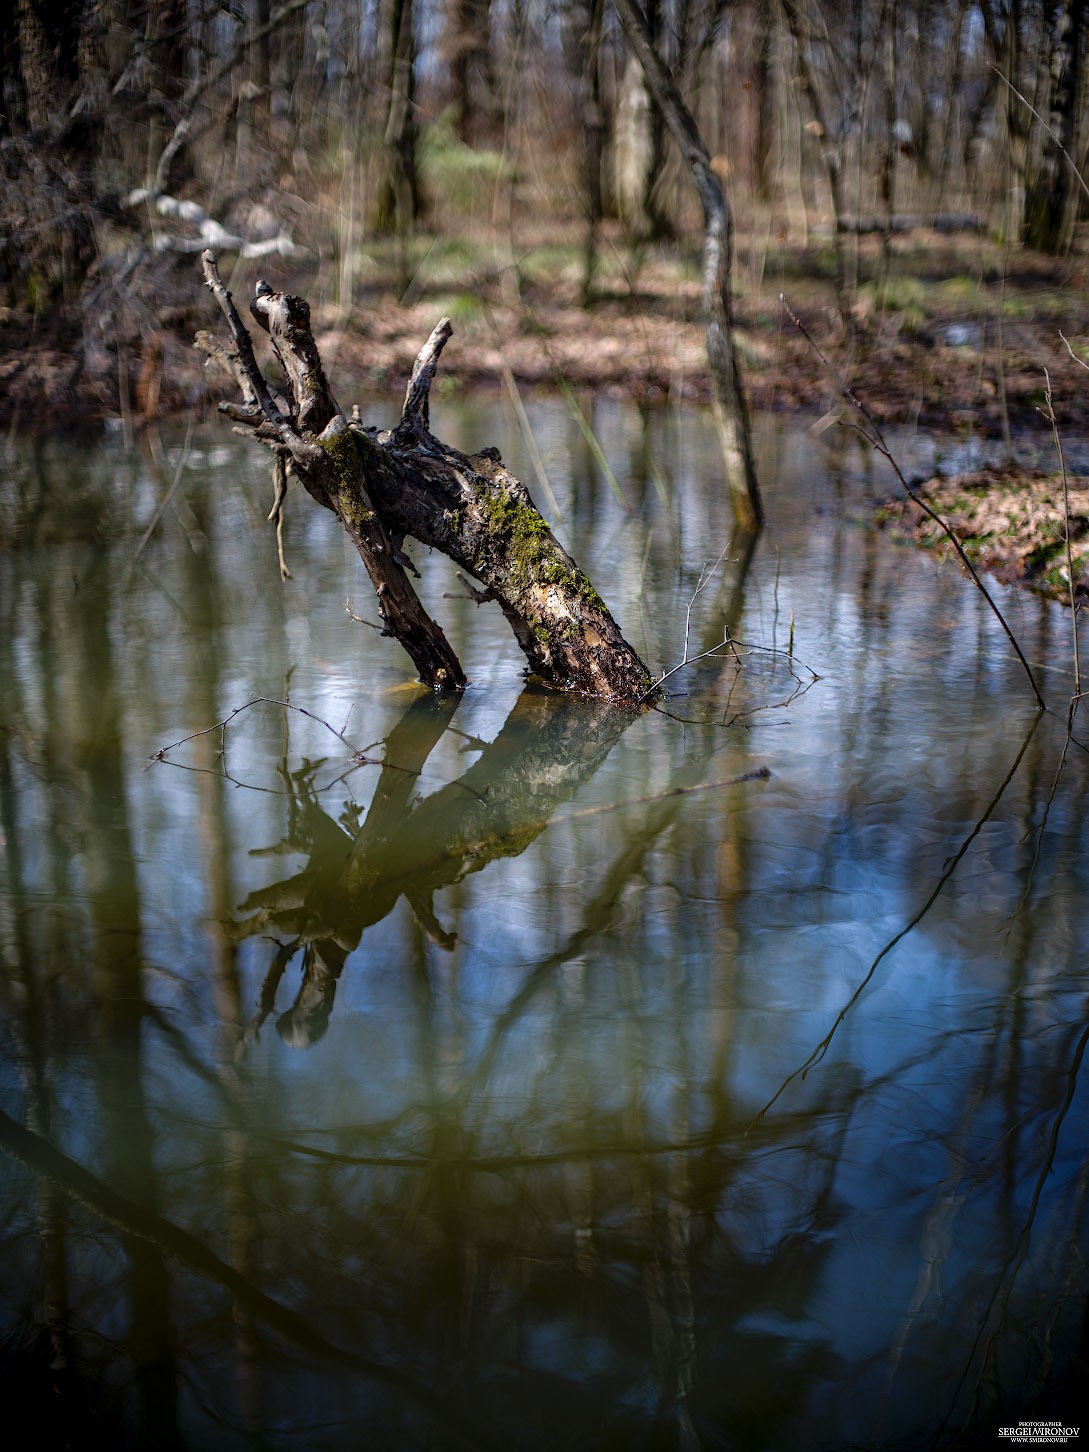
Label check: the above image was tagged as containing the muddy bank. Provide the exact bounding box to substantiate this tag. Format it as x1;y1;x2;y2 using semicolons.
876;466;1089;600
4;226;1089;439
6;227;1089;612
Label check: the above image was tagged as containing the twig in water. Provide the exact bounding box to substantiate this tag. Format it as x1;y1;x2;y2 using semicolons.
151;697;360;760
128;418;195;572
147;696;420;796
640;545;734;701
781;293;1045;710
558;768;771;825
557;378;631;513
751;710;1041;1128
345;598;381;630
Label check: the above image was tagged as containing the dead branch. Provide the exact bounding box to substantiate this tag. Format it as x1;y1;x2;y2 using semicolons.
195;256;653;703
198;250;467;691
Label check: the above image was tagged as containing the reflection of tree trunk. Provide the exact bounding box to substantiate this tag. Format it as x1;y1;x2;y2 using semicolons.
183;510;263;1439
237;690;638;972
700;520;761;656
74;562;180;1448
0;1108;487;1447
0;716;77;1432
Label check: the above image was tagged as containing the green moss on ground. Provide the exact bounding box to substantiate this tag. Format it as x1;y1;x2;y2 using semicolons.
878;468;1089;601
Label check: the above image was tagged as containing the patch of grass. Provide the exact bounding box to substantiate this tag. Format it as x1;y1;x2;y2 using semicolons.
933;274;983;306
520;244;582;282
420;118;513;214
427;291;485;326
1000;291;1070;321
860;274;928;321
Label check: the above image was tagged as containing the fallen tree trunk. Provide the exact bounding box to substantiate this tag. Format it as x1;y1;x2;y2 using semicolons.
195;251;653;704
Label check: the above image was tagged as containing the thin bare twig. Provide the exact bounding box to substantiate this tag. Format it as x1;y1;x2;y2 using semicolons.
650;637;820;725
640;545;734;701
781;293;1046;710
1039;369;1081;695
991;65;1089;210
128;417;195;570
752;710;1041;1127
150;697;362;761
558;767;771;824
1059;330;1089;373
344;598;382;630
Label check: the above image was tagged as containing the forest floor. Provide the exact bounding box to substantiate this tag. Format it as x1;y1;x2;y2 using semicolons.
4;218;1089;595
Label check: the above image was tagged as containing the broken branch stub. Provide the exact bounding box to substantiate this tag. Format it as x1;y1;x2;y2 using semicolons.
195;253;653;704
197;250;465;691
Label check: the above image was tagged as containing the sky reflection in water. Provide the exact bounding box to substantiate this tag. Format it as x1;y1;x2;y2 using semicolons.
0;397;1087;1451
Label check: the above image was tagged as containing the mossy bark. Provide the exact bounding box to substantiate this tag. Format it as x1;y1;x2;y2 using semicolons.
354;430;653;701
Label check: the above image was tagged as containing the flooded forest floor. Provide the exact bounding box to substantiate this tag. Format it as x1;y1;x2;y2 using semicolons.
5;219;1089;595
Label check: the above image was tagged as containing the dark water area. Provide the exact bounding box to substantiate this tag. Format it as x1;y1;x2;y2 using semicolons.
1;396;1087;1451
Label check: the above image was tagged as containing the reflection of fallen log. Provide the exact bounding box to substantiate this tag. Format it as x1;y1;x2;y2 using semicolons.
195;252;652;702
836;212;985;234
237;690;637;1045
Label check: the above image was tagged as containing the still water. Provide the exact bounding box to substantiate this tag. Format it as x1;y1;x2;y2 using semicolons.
1;395;1087;1451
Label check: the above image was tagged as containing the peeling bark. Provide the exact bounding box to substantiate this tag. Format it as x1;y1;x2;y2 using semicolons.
195;252;652;704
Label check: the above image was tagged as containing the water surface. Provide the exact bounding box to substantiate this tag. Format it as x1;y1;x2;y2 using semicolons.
1;397;1087;1450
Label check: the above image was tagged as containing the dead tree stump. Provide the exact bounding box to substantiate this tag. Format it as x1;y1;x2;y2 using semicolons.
195;252;653;705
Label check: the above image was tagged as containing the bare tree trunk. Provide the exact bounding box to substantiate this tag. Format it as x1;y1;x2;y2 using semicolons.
565;0;606;306
781;0;854;311
880;0;898;229
372;0;420;237
931;1;969;209
446;0;495;143
736;2;775;202
196;253;653;703
615;0;673;247
995;0;1030;246
16;0;67;132
1025;0;1087;251
613;0;764;530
